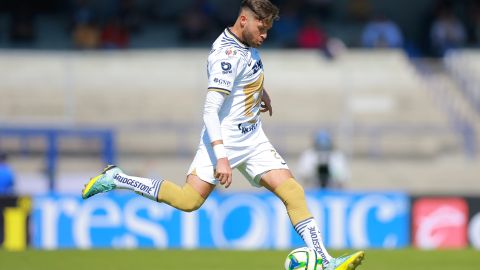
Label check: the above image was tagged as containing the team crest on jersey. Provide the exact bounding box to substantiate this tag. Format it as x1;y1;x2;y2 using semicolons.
221;61;232;74
225;47;238;57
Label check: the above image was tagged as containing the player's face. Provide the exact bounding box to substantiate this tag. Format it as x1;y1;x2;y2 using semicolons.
244;15;272;48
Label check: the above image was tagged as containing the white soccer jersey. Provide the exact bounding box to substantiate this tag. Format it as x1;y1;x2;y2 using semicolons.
201;28;269;148
188;28;289;186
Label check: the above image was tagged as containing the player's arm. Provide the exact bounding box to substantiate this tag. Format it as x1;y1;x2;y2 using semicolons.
203;91;232;188
205;49;244;188
260;88;273;116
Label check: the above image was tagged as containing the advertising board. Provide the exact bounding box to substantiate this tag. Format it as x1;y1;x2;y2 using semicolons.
31;191;409;249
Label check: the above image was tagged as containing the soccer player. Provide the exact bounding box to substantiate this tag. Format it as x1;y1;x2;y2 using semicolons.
82;1;364;269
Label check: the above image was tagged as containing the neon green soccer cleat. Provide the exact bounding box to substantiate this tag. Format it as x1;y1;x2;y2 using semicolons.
81;165;122;199
324;251;365;270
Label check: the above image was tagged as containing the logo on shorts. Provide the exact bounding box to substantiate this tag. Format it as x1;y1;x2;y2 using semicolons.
270;149;287;165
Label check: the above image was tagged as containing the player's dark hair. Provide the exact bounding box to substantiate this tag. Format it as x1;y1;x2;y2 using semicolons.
240;0;279;23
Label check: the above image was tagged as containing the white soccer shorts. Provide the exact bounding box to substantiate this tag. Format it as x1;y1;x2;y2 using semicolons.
187;141;289;187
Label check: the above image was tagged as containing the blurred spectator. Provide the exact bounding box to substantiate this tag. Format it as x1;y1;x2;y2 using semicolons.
179;0;215;43
100;16;130;49
8;0;36;45
430;1;466;56
347;0;372;22
272;1;301;48
71;0;100;49
297;16;328;49
0;152;14;195
467;1;480;46
361;14;404;48
71;0;96;27
118;0;143;34
73;22;100;49
303;0;333;19
296;131;349;189
324;37;347;59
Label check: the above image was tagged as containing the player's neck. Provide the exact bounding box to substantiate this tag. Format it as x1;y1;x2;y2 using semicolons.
229;23;247;46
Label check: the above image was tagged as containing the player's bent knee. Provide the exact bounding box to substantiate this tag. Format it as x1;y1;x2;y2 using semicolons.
273;178;306;203
181;200;203;212
159;181;206;212
178;183;205;212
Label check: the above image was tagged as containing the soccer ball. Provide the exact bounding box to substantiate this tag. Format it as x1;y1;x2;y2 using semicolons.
284;247;323;270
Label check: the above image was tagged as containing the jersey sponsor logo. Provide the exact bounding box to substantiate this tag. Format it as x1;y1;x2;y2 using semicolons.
252;60;263;75
114;174;153;194
237;122;258;134
213;78;232;87
221;62;232;74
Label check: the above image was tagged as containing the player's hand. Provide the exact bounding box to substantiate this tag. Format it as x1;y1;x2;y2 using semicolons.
215;157;232;188
260;89;272;116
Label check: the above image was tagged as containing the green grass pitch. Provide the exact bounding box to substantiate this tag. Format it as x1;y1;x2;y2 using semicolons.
1;249;479;270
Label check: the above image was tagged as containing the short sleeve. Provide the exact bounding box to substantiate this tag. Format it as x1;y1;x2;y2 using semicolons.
207;48;244;95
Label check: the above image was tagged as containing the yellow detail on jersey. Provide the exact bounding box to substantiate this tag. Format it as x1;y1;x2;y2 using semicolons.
208;88;231;95
243;73;264;118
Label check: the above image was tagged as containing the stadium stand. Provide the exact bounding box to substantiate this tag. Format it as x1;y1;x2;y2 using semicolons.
445;50;480;115
0;49;478;194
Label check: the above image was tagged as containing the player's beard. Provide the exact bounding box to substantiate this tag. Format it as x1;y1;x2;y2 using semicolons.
243;29;260;48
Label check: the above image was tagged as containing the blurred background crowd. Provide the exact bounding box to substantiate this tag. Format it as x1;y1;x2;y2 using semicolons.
0;0;479;57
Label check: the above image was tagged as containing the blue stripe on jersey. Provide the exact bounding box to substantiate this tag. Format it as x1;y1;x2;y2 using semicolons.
219;30;249;58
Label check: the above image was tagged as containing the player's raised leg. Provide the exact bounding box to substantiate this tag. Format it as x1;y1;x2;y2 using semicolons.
82;165;214;212
157;174;214;212
260;169;364;269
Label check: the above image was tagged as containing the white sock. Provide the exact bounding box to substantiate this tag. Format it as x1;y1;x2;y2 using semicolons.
112;172;163;201
294;217;333;265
